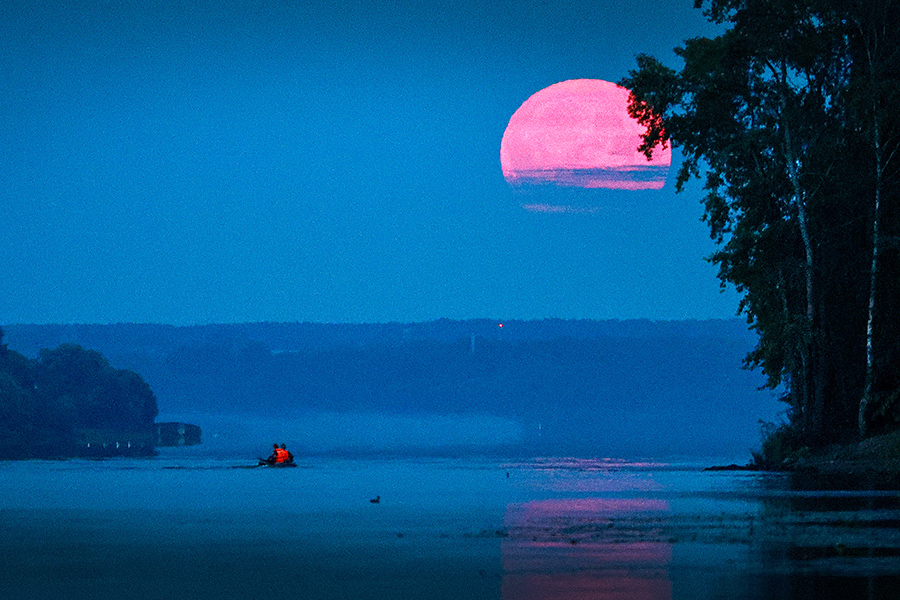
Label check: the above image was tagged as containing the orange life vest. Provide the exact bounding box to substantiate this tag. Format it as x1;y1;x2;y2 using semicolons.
275;447;289;463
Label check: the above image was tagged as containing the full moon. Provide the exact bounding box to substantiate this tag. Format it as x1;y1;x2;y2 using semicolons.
500;79;671;190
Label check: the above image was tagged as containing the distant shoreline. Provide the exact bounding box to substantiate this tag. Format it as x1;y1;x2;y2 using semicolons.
0;422;201;461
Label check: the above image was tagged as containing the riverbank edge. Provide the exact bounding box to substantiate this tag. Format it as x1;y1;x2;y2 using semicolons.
709;429;900;488
0;422;201;460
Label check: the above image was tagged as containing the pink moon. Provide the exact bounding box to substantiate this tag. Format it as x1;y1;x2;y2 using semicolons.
500;79;671;190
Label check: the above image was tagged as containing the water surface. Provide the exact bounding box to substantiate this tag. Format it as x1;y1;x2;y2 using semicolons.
1;455;899;599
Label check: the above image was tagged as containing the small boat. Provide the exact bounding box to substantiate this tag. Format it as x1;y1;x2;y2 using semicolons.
256;458;298;468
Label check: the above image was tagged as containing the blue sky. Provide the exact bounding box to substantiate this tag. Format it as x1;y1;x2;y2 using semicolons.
1;0;731;325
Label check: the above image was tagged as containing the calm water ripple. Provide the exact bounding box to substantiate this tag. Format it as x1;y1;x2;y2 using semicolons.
1;456;899;599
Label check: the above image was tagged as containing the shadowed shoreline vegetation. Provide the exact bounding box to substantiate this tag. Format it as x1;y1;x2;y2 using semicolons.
622;0;900;468
2;319;772;458
0;327;158;459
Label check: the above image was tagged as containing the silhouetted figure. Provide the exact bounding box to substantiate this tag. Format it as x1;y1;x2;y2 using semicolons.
280;443;294;463
266;443;292;465
266;443;280;465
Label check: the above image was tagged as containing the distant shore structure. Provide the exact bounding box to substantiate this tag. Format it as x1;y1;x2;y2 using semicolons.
156;422;202;447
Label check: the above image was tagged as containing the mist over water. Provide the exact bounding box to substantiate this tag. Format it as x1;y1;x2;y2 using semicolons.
159;411;526;457
157;406;773;462
4;320;783;461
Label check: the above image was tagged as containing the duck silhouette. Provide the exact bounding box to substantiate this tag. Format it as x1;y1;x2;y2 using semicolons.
370;495;381;504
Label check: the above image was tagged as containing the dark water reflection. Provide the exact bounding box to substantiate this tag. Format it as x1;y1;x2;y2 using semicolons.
2;457;900;599
751;473;900;600
502;498;672;599
500;461;900;600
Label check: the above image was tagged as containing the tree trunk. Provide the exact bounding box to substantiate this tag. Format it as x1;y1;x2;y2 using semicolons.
860;108;883;439
780;75;819;440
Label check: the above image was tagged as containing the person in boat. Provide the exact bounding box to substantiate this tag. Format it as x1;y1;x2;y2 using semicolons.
265;444;279;465
280;443;294;463
265;443;294;465
266;443;285;465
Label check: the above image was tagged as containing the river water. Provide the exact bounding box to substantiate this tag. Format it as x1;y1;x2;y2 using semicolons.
1;454;899;599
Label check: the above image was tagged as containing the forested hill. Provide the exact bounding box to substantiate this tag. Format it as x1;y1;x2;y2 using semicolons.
0;334;159;459
3;319;757;356
3;320;779;457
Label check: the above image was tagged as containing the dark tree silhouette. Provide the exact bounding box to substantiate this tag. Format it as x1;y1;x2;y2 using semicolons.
622;0;900;449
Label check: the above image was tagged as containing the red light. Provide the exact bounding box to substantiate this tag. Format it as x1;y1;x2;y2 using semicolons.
498;323;504;328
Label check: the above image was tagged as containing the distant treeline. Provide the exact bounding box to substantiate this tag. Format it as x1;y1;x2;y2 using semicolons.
3;319;773;457
0;327;158;459
3;318;757;356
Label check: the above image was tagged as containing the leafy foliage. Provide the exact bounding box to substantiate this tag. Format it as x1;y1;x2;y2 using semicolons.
0;328;158;458
621;0;900;446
